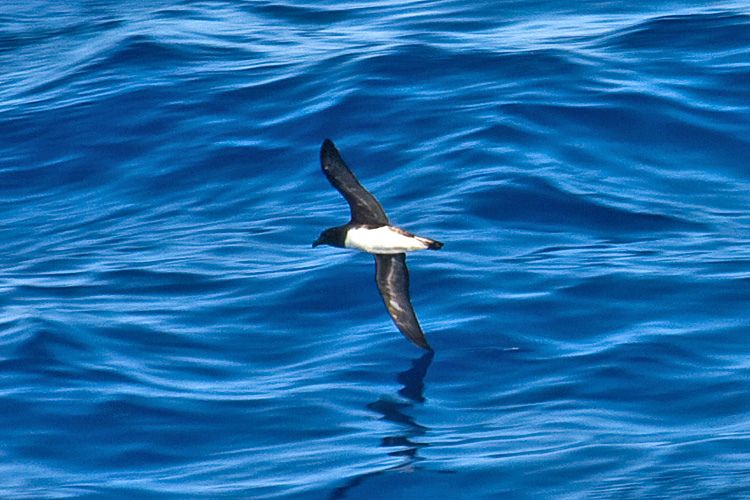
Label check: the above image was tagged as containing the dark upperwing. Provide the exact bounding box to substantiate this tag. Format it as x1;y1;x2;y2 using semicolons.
320;139;389;225
375;253;431;350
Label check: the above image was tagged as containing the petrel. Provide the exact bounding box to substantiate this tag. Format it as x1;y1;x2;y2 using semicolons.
313;139;443;350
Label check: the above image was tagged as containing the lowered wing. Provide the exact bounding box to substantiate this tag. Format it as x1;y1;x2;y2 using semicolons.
374;253;431;350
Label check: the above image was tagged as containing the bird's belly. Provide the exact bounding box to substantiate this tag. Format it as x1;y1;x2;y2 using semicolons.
345;226;427;254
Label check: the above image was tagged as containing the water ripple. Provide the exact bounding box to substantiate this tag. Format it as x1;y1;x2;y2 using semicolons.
2;0;750;497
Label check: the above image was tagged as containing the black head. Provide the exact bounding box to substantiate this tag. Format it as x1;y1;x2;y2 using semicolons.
313;226;347;248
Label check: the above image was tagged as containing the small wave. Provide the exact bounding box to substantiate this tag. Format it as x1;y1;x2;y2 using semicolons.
600;11;750;54
468;175;702;235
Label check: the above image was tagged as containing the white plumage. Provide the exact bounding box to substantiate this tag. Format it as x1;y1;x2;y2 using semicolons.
344;226;431;254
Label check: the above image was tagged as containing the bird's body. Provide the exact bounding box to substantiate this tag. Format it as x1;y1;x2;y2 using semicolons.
339;224;441;254
313;139;442;350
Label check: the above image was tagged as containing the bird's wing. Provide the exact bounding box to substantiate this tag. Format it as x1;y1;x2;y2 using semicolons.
374;253;431;350
320;139;389;225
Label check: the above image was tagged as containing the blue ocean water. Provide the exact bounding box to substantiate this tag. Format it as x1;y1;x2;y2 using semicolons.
2;0;750;497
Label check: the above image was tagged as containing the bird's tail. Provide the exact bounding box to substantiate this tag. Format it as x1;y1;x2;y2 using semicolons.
416;236;444;250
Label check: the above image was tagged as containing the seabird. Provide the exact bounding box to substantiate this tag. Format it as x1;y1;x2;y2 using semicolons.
313;139;443;350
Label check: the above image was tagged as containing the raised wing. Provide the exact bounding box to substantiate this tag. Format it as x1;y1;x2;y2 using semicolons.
375;254;431;350
320;139;389;225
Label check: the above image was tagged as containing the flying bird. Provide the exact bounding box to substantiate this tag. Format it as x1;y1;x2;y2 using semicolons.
313;139;443;350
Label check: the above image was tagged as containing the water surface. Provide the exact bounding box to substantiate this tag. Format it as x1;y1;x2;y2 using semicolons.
2;1;750;497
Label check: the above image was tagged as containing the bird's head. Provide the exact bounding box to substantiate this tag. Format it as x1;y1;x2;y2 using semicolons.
313;226;346;248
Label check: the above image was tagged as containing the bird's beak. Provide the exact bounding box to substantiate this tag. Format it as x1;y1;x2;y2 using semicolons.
312;238;321;248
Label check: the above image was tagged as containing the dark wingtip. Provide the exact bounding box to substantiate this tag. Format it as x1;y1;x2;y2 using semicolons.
321;138;336;156
320;139;340;168
428;240;444;250
408;332;433;351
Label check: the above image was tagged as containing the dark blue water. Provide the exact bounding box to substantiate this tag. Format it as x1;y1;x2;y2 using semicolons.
3;1;750;497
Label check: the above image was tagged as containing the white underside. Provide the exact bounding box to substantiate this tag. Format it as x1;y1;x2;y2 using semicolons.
345;226;430;254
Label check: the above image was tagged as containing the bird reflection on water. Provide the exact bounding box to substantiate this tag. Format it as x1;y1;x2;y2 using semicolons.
330;350;435;498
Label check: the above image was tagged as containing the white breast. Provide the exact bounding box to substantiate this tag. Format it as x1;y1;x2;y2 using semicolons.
344;226;429;254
